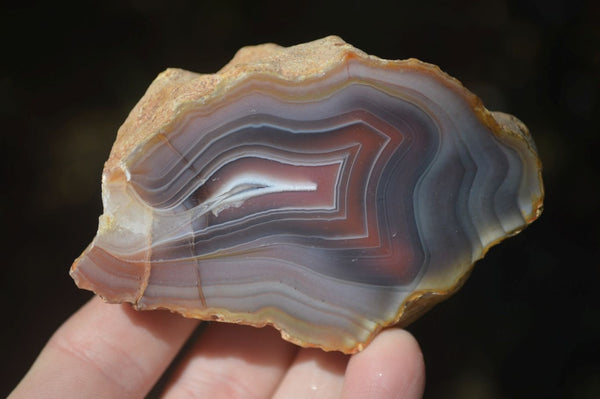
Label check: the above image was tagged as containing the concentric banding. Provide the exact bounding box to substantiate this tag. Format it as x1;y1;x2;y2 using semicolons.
70;37;543;353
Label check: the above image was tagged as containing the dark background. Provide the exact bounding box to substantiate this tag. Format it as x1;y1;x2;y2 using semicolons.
2;1;598;397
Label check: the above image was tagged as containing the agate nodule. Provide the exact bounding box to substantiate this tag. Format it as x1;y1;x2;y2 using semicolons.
70;36;543;353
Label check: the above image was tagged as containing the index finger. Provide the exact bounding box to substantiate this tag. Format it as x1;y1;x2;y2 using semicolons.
10;296;199;398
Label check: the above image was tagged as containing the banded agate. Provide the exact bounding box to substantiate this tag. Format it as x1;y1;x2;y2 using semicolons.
70;36;544;353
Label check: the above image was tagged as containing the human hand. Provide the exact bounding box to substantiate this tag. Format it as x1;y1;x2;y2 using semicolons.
10;296;425;398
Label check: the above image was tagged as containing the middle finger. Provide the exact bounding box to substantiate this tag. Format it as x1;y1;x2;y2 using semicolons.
272;347;348;398
161;322;298;398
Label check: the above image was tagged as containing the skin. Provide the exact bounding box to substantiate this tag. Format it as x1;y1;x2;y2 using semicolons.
10;297;425;398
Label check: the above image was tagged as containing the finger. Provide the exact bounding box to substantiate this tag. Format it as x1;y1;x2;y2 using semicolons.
272;347;348;399
341;329;425;399
10;296;199;399
161;322;298;398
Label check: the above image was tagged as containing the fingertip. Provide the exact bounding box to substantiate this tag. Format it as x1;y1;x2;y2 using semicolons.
342;329;425;399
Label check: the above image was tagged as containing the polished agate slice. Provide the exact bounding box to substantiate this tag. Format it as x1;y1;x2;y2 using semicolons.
70;36;543;353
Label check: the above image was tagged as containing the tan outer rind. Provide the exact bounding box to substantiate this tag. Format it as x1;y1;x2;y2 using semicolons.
105;36;526;175
134;302;362;354
94;36;544;353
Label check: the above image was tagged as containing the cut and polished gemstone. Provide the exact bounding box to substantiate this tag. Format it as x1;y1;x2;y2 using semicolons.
70;36;544;353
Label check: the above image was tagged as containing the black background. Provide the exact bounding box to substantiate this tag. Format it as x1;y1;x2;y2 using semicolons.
2;1;599;397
